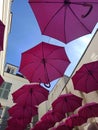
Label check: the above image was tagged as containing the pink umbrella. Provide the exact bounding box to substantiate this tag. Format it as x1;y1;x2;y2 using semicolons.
72;61;98;93
65;114;87;127
0;20;5;51
52;93;82;114
41;110;65;123
78;102;98;119
29;0;98;44
31;120;55;130
12;83;49;106
7;117;29;130
8;104;38;119
0;75;4;85
19;42;70;87
6;126;23;130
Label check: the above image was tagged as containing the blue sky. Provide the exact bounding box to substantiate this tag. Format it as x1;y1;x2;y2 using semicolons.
6;0;97;89
6;0;42;66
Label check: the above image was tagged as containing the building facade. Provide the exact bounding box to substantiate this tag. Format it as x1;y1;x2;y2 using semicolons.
0;1;30;129
0;0;13;75
0;63;29;130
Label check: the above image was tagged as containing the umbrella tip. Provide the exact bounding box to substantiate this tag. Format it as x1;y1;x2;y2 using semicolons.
64;0;71;5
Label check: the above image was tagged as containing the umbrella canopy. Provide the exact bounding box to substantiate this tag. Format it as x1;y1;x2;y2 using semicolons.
52;122;72;130
31;120;55;130
41;110;65;123
12;83;49;106
65;114;87;127
6;126;23;130
78;102;98;119
0;75;4;86
19;42;70;87
29;0;98;44
8;104;37;119
0;20;5;51
52;93;82;114
7;117;29;130
72;61;98;93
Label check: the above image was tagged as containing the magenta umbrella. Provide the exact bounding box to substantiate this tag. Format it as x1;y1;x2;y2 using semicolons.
12;83;49;106
31;120;55;130
8;104;38;119
6;126;24;130
72;61;98;93
78;102;98;119
52;93;82;114
41;110;65;123
19;42;70;87
0;20;5;51
7;117;29;130
0;75;4;85
65;114;87;127
29;0;98;44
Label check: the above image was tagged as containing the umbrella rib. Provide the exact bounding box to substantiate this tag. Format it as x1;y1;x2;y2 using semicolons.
68;5;91;33
29;62;42;82
29;0;64;35
47;60;67;76
27;52;42;60
43;4;65;33
29;1;63;4
44;48;62;58
74;73;89;92
85;65;98;82
71;2;98;5
47;57;69;61
30;88;33;116
42;47;69;62
64;6;68;43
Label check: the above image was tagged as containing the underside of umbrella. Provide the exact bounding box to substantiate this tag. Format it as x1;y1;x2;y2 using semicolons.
19;42;70;87
78;102;98;119
0;20;5;51
12;83;49;106
72;61;98;93
29;0;98;43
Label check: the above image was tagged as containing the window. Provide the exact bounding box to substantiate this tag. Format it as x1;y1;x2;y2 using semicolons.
0;108;3;124
6;67;11;73
6;67;15;74
0;82;12;99
0;108;3;117
5;64;18;75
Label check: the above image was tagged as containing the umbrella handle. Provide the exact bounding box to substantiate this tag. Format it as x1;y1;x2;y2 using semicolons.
44;82;51;88
81;3;93;18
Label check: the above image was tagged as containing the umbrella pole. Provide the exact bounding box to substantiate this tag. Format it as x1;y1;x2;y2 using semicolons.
66;112;72;117
66;112;69;117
